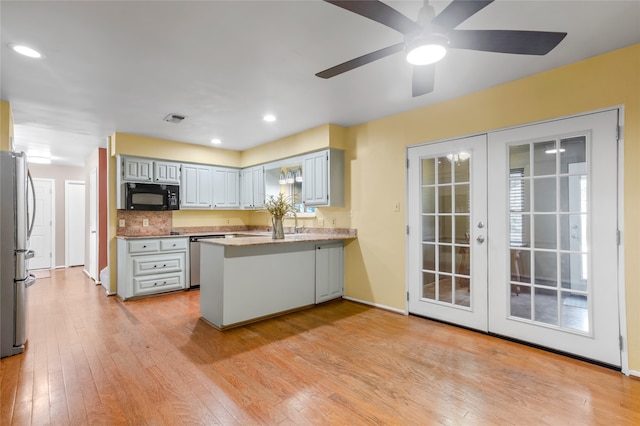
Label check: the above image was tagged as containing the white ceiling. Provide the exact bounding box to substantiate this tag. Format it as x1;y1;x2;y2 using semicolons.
1;1;639;166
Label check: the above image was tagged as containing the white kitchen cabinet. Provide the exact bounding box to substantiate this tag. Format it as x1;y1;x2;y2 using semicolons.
302;149;344;207
315;242;344;303
212;167;240;208
119;156;180;184
122;157;153;182
181;164;213;209
241;166;265;209
117;237;189;300
154;161;181;184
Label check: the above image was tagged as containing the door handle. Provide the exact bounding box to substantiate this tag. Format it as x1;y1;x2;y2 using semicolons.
476;235;485;244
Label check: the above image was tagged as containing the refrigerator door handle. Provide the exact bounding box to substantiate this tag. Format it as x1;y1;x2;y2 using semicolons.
27;170;36;238
25;274;37;288
25;250;35;260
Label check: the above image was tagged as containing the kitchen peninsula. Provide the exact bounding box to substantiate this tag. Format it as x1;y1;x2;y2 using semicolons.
199;231;354;329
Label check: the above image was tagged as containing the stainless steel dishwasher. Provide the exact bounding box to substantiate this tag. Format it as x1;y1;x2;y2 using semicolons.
189;235;224;288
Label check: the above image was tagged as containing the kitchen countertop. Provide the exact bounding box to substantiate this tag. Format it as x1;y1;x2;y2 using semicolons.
116;228;356;243
199;232;353;246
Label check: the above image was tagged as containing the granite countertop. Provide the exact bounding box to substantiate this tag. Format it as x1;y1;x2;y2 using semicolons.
116;228;356;242
199;232;354;246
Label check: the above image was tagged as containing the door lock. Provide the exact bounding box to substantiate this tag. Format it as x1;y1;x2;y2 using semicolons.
476;235;485;244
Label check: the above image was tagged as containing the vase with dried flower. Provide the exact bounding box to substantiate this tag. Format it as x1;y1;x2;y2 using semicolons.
264;193;295;239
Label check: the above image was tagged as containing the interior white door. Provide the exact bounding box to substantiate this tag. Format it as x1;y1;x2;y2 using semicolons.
487;110;620;366
407;134;488;331
89;168;98;280
28;179;53;270
65;180;85;267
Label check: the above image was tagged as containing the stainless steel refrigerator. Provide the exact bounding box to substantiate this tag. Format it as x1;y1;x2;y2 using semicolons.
0;151;36;358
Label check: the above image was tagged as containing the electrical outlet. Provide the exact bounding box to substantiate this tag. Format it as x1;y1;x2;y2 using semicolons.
331;217;336;226
119;219;125;227
226;219;230;225
143;218;149;227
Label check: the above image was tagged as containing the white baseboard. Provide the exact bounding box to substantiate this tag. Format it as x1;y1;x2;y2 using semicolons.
342;296;407;315
627;369;640;378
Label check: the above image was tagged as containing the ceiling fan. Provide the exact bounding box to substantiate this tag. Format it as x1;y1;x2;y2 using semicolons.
316;0;568;97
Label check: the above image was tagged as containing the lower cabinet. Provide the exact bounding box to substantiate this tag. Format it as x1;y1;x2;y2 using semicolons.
117;237;189;300
315;242;344;303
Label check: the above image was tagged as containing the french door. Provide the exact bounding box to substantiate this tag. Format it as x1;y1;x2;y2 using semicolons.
407;134;488;331
408;110;621;366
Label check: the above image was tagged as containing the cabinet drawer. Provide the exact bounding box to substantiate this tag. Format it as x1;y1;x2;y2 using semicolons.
134;274;183;296
128;240;160;253
132;253;185;276
160;238;188;251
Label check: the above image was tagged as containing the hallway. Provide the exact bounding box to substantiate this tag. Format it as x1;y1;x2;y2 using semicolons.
1;267;639;424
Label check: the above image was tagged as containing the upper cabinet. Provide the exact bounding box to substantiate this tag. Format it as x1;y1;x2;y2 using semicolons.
120;156;180;184
212;167;240;209
121;157;153;182
154;161;181;184
302;149;344;207
181;164;213;209
241;166;265;209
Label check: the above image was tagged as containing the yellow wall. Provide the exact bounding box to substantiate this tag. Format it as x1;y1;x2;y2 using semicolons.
345;44;640;369
0;101;14;151
239;123;346;167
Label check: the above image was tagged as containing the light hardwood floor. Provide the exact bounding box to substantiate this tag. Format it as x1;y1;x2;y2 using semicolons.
1;267;639;425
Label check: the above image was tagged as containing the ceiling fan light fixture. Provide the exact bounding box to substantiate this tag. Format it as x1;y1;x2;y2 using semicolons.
406;41;447;66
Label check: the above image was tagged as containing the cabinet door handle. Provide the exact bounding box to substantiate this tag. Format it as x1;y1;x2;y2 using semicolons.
153;264;157;268
143;245;147;248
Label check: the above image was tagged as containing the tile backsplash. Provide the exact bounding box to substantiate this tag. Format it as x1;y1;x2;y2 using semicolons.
116;210;172;236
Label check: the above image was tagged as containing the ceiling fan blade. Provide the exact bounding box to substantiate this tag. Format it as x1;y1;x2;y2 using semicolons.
316;43;405;79
431;0;494;33
324;0;422;34
448;30;568;55
412;64;435;97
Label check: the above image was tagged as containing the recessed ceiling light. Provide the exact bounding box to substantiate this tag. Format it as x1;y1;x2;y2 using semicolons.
263;114;276;122
9;44;43;59
211;138;221;145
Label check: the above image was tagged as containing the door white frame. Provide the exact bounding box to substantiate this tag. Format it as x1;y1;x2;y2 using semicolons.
406;107;627;373
31;178;55;269
65;180;85;268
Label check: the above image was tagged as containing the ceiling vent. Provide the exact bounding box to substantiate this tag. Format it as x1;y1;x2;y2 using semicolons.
163;113;186;124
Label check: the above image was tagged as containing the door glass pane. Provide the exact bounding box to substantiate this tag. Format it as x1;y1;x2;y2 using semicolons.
509;178;530;212
510;144;530;176
533;140;557;176
422;187;435;213
534;251;557;287
534;287;558;325
438;156;452;184
533;177;556;212
454;154;470;182
510;214;531;247
422;215;436;242
533;215;556;249
560;176;587;212
561;253;587;290
454;277;470;307
422;272;436;299
438;216;451;243
560;291;588;332
439;275;453;303
511;249;531;283
454;216;470;244
439;185;452;213
510;285;531;319
422;244;435;270
439;246;452;273
560;137;586;174
422;158;436;185
455;184;470;213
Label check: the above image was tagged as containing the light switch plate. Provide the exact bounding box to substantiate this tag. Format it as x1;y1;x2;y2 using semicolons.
119;219;125;227
143;218;149;227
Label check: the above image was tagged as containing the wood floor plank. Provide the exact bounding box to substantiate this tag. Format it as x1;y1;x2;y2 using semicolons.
2;267;640;425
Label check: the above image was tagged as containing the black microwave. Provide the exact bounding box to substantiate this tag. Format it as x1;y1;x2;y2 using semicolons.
123;182;180;211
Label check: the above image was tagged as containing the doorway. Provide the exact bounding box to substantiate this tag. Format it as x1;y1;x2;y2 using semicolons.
28;179;54;270
407;110;621;367
65;180;85;267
